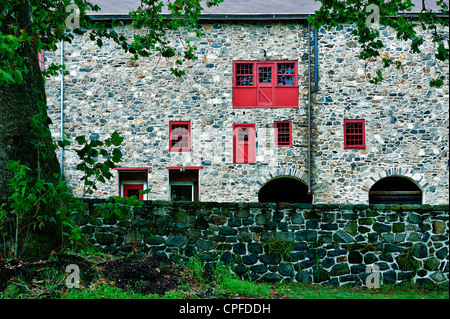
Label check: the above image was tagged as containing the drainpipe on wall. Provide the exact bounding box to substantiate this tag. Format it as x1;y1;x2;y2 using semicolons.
314;29;319;92
307;23;312;195
60;40;64;177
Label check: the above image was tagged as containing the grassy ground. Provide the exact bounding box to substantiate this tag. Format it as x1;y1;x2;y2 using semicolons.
57;278;449;299
1;252;448;300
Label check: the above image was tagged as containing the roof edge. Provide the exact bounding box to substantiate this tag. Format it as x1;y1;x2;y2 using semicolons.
88;13;313;21
88;12;449;22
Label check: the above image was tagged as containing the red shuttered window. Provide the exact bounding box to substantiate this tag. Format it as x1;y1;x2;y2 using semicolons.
169;121;191;152
344;119;365;149
236;63;254;86
233;124;256;164
233;61;298;108
275;121;292;147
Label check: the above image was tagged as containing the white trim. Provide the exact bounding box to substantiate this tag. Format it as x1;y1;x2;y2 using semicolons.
169;181;194;201
121;180;148;200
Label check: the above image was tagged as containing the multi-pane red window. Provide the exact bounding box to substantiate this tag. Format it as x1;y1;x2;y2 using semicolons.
233;124;256;164
277;63;296;85
169;121;191;151
233;61;298;108
236;63;254;86
275;121;292;147
344;119;365;149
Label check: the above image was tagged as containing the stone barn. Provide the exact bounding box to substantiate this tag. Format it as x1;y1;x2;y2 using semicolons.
44;0;449;205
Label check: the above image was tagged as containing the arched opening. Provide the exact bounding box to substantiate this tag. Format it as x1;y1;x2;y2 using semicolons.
258;177;312;203
369;176;422;205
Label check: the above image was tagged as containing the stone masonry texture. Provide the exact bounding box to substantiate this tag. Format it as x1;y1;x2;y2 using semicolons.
44;21;449;204
81;200;449;287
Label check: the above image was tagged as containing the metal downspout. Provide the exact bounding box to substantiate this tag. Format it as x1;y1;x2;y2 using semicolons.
60;40;64;177
314;29;318;92
307;22;312;195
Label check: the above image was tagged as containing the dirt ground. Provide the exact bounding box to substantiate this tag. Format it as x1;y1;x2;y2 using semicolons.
97;254;183;295
0;253;184;296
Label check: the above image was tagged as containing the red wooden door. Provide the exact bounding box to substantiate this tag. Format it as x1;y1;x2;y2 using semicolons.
233;124;255;164
256;63;274;106
123;184;144;200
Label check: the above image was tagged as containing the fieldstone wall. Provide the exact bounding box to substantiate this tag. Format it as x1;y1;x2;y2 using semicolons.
45;22;311;202
312;23;450;204
44;20;449;205
82;200;449;287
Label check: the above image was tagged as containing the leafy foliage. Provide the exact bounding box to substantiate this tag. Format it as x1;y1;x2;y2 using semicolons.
0;0;223;84
73;131;123;196
0;0;223;259
0;160;86;258
308;0;449;86
262;237;294;261
0;129;146;258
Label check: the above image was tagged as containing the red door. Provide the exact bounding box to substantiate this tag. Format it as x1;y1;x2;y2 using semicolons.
233;124;256;164
256;63;274;106
123;184;144;200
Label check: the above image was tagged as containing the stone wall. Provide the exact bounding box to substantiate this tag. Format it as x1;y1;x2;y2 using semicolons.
44;20;449;205
312;24;450;204
82;200;449;287
45;22;311;202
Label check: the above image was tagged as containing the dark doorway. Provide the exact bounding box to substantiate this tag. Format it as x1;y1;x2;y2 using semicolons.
258;177;312;203
169;169;199;201
369;176;422;205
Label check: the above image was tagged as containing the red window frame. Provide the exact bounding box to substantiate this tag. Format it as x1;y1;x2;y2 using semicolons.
233;124;256;164
122;183;144;200
169;121;191;152
233;61;298;108
344;119;365;149
275;121;292;147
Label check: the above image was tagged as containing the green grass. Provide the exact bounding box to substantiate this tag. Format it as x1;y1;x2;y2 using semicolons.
1;252;448;300
212;277;448;299
61;281;159;299
59;278;449;299
6;278;440;300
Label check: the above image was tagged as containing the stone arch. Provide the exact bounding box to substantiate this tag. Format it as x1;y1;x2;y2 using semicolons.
368;175;423;205
258;175;312;203
361;168;427;193
255;167;309;188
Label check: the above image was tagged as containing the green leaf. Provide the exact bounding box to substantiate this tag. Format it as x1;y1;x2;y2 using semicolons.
112;148;123;163
75;136;87;145
57;139;72;148
111;131;124;146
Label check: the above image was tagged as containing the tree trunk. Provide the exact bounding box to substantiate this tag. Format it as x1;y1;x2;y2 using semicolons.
0;0;60;202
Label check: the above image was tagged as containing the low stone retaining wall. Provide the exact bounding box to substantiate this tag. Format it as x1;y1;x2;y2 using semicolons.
81;200;449;287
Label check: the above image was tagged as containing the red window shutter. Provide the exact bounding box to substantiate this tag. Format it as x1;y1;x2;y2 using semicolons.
233;61;298;108
344;119;365;149
169;121;191;151
233;62;257;108
233;124;255;164
275;62;298;107
275;121;292;147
